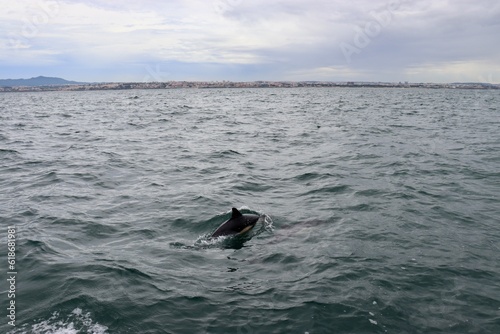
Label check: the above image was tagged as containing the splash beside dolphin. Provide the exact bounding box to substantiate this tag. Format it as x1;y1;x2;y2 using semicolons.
211;208;260;238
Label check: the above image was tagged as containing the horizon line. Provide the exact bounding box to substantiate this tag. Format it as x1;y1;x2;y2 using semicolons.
0;76;499;86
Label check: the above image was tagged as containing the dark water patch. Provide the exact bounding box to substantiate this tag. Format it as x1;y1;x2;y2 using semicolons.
292;171;332;182
16;207;39;217
0;148;20;155
385;190;418;201
417;188;446;199
209;149;243;159
22;239;61;260
354;188;386;197
69;171;101;183
343;203;374;211
94;179;122;189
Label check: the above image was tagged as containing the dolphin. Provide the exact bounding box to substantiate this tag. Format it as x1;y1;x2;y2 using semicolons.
211;208;260;238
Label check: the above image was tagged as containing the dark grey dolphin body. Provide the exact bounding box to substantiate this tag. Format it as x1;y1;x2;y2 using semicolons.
211;208;260;238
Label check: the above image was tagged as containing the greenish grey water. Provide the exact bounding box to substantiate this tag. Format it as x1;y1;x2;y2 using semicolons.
1;88;499;333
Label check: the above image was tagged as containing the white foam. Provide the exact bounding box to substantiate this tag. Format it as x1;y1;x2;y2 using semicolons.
262;214;274;231
195;233;227;246
71;308;82;316
9;308;108;334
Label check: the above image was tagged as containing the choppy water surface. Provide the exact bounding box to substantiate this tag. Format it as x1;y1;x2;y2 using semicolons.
1;87;499;333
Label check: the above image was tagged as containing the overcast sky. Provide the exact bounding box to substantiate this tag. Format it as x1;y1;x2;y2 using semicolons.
1;0;499;83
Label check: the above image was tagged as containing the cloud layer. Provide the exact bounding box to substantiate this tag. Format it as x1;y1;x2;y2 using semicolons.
1;0;499;82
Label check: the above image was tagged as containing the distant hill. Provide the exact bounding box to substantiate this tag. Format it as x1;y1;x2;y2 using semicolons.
0;76;84;87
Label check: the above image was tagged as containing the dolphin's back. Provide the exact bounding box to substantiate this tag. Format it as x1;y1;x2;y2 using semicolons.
211;208;259;238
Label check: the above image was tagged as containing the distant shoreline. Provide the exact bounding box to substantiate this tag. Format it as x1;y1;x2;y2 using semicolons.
1;80;498;92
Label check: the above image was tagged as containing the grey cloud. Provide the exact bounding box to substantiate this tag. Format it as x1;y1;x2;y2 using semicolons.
2;0;499;82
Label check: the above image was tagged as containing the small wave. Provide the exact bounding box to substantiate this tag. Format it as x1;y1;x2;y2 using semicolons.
302;184;350;196
292;172;332;182
23;239;62;259
209;149;242;159
8;308;108;334
24;171;62;189
354;188;386;197
0;148;20;155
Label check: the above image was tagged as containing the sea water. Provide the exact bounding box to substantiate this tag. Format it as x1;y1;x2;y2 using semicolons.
1;87;499;333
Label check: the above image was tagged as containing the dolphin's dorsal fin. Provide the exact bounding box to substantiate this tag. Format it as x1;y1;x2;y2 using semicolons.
231;207;243;218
